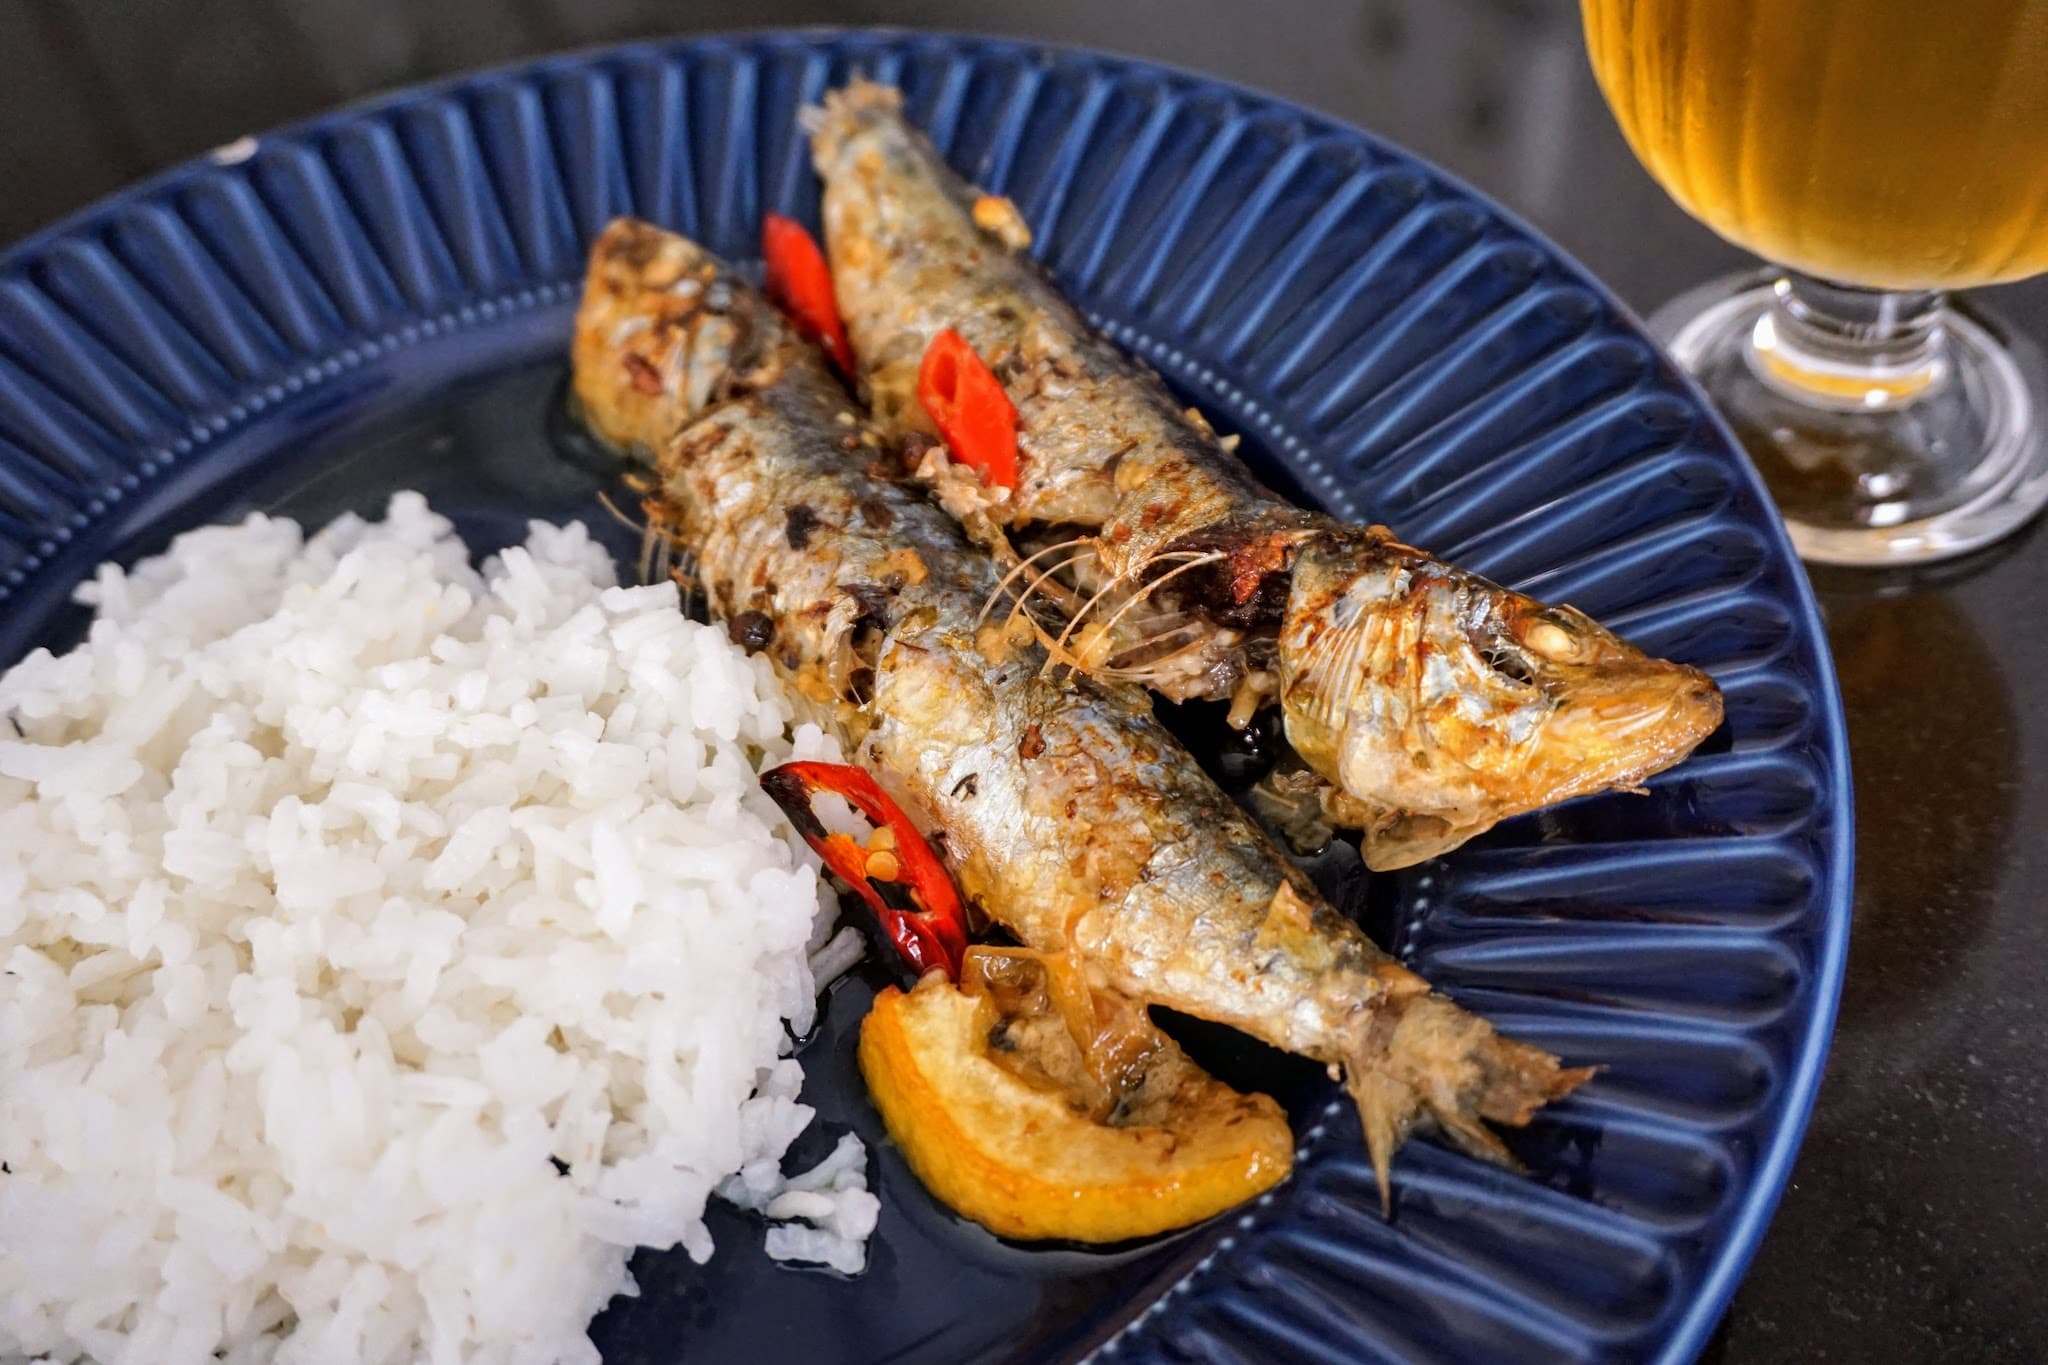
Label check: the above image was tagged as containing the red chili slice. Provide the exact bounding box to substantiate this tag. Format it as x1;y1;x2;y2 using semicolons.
759;761;968;980
761;213;853;375
916;329;1019;491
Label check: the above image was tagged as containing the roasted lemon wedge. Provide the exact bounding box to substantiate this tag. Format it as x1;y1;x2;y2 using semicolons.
859;950;1293;1242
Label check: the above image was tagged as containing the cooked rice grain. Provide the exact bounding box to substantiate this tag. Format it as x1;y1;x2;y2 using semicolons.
0;493;871;1365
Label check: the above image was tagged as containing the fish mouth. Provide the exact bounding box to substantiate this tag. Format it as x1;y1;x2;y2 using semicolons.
1471;592;1727;812
1519;663;1726;803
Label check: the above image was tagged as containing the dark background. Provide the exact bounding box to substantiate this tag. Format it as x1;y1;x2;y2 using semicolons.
8;1;2046;1361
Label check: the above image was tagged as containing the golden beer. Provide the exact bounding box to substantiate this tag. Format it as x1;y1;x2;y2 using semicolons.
1582;0;2048;290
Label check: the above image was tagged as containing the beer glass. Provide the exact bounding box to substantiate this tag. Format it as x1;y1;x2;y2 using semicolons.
1582;0;2048;565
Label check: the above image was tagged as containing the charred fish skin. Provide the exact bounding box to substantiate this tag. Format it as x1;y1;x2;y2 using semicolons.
811;81;1725;871
573;218;1590;1202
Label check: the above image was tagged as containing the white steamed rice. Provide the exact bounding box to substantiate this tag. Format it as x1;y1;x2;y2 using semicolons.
0;493;874;1365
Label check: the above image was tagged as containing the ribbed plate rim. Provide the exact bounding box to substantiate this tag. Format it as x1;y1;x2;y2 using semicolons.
0;28;1854;1365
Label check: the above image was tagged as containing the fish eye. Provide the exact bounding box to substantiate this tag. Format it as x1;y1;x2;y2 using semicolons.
1523;618;1580;662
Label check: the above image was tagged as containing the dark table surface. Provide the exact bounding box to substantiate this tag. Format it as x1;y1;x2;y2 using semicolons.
7;1;2045;1361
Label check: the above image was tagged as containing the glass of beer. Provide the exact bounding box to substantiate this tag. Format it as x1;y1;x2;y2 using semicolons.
1582;0;2048;564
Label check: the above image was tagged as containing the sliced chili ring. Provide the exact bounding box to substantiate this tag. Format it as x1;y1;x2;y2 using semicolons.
762;212;854;375
916;329;1019;490
760;760;967;979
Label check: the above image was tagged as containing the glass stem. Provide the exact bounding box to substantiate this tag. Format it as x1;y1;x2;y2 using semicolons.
1746;272;1950;411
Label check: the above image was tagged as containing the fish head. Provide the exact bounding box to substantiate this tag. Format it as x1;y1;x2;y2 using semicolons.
573;219;804;461
1278;530;1723;869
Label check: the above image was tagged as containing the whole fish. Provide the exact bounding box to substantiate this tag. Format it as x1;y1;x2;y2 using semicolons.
571;219;1590;1205
811;82;1724;870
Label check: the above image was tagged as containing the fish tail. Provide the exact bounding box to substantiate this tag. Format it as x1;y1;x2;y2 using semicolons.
1344;994;1594;1215
822;75;902;117
811;77;904;163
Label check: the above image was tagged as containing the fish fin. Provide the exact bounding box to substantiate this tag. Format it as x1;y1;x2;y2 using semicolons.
1432;1108;1523;1171
1345;1066;1419;1216
1474;1035;1600;1128
1343;994;1593;1217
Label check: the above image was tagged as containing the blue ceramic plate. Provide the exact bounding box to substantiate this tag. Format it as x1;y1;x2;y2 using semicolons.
0;31;1850;1365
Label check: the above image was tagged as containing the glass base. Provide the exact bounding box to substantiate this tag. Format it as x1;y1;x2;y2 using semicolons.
1649;271;2048;566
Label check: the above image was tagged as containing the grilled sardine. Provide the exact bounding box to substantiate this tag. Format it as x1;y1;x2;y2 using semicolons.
571;219;1592;1204
811;81;1723;870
